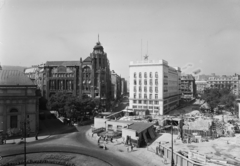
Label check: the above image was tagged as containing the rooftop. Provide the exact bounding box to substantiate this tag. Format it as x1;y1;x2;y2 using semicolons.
128;122;154;133
45;61;80;66
0;70;34;86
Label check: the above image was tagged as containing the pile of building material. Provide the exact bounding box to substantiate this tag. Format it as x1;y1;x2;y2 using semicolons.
183;117;212;130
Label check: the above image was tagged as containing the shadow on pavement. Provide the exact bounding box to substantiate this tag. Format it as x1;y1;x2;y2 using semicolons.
39;117;78;136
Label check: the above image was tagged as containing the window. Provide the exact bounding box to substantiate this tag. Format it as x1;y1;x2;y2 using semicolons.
10;115;18;128
138;100;142;104
155;87;158;93
139;86;142;92
10;108;18;113
155;72;158;78
108;124;113;131
150;79;153;85
144;86;147;92
144;72;147;78
139;72;142;78
149;94;152;99
133;100;137;103
154;101;159;105
144;100;147;104
134;72;136;78
117;125;122;132
150;72;152;78
155;79;158;85
139;80;142;85
134;86;136;92
144;94;147;99
149;87;152;93
144;79;147;85
134;93;136;99
134;79;137;85
133;105;137;108
155;94;158;99
139;94;142;98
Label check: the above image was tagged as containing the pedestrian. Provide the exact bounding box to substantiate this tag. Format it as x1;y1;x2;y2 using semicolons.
131;144;133;151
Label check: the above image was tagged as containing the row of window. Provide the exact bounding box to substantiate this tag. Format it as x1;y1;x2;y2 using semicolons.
49;80;73;90
134;93;158;99
51;73;74;78
134;79;158;85
134;72;158;78
134;86;159;93
132;105;159;110
133;100;159;104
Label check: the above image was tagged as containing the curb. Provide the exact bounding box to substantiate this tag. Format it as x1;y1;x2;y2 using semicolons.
1;150;112;166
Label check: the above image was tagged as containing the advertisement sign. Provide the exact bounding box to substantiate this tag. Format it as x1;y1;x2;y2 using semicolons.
188;151;206;164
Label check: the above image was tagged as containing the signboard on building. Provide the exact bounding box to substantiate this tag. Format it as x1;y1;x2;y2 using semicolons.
188;151;206;164
57;66;67;73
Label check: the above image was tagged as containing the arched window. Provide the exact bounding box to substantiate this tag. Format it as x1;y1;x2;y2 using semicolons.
155;72;158;78
10;108;18;113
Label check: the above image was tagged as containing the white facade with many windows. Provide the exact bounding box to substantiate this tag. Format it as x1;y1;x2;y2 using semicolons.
129;59;181;115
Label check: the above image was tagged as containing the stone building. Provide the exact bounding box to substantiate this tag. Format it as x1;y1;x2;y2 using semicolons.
0;70;39;135
180;74;196;100
111;70;122;100
36;40;112;108
129;59;181;115
207;73;240;96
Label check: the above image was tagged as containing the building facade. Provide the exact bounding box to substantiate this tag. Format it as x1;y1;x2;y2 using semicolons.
81;41;112;107
43;61;80;99
195;80;208;94
180;74;196;99
29;41;112;108
0;70;39;135
111;70;121;100
207;73;240;96
129;59;181;115
121;78;127;95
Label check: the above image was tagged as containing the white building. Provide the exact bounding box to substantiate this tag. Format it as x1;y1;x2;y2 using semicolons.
129;59;181;115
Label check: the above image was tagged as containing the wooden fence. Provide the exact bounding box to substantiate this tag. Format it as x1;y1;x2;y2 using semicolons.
159;144;205;166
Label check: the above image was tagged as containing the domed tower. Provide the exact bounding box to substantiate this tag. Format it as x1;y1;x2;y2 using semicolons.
89;37;111;109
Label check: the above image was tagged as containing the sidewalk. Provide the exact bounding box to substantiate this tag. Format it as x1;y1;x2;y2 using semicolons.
5;135;50;145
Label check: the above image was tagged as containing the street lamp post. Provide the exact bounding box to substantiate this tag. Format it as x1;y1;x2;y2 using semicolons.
24;119;27;166
171;118;174;166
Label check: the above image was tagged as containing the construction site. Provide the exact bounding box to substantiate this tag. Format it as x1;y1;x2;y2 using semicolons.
92;99;240;166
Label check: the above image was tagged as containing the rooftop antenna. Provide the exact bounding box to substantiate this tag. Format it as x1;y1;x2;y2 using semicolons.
98;34;99;42
141;39;142;60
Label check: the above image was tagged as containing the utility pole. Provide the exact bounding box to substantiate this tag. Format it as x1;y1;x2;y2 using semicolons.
24;119;26;166
171;118;174;166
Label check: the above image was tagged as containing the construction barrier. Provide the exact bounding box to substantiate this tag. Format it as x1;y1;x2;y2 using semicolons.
183;129;212;138
158;144;205;166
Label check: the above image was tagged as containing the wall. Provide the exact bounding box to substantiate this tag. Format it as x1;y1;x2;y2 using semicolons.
106;121;132;131
122;127;138;141
94;117;108;129
159;144;204;166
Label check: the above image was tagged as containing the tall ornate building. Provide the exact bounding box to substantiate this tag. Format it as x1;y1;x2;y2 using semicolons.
81;40;112;107
32;40;112;108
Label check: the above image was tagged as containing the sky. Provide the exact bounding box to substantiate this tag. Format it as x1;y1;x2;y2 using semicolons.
0;0;240;81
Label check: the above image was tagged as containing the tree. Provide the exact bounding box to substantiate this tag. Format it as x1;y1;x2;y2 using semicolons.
220;93;236;115
202;87;237;115
47;92;70;116
201;88;221;112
